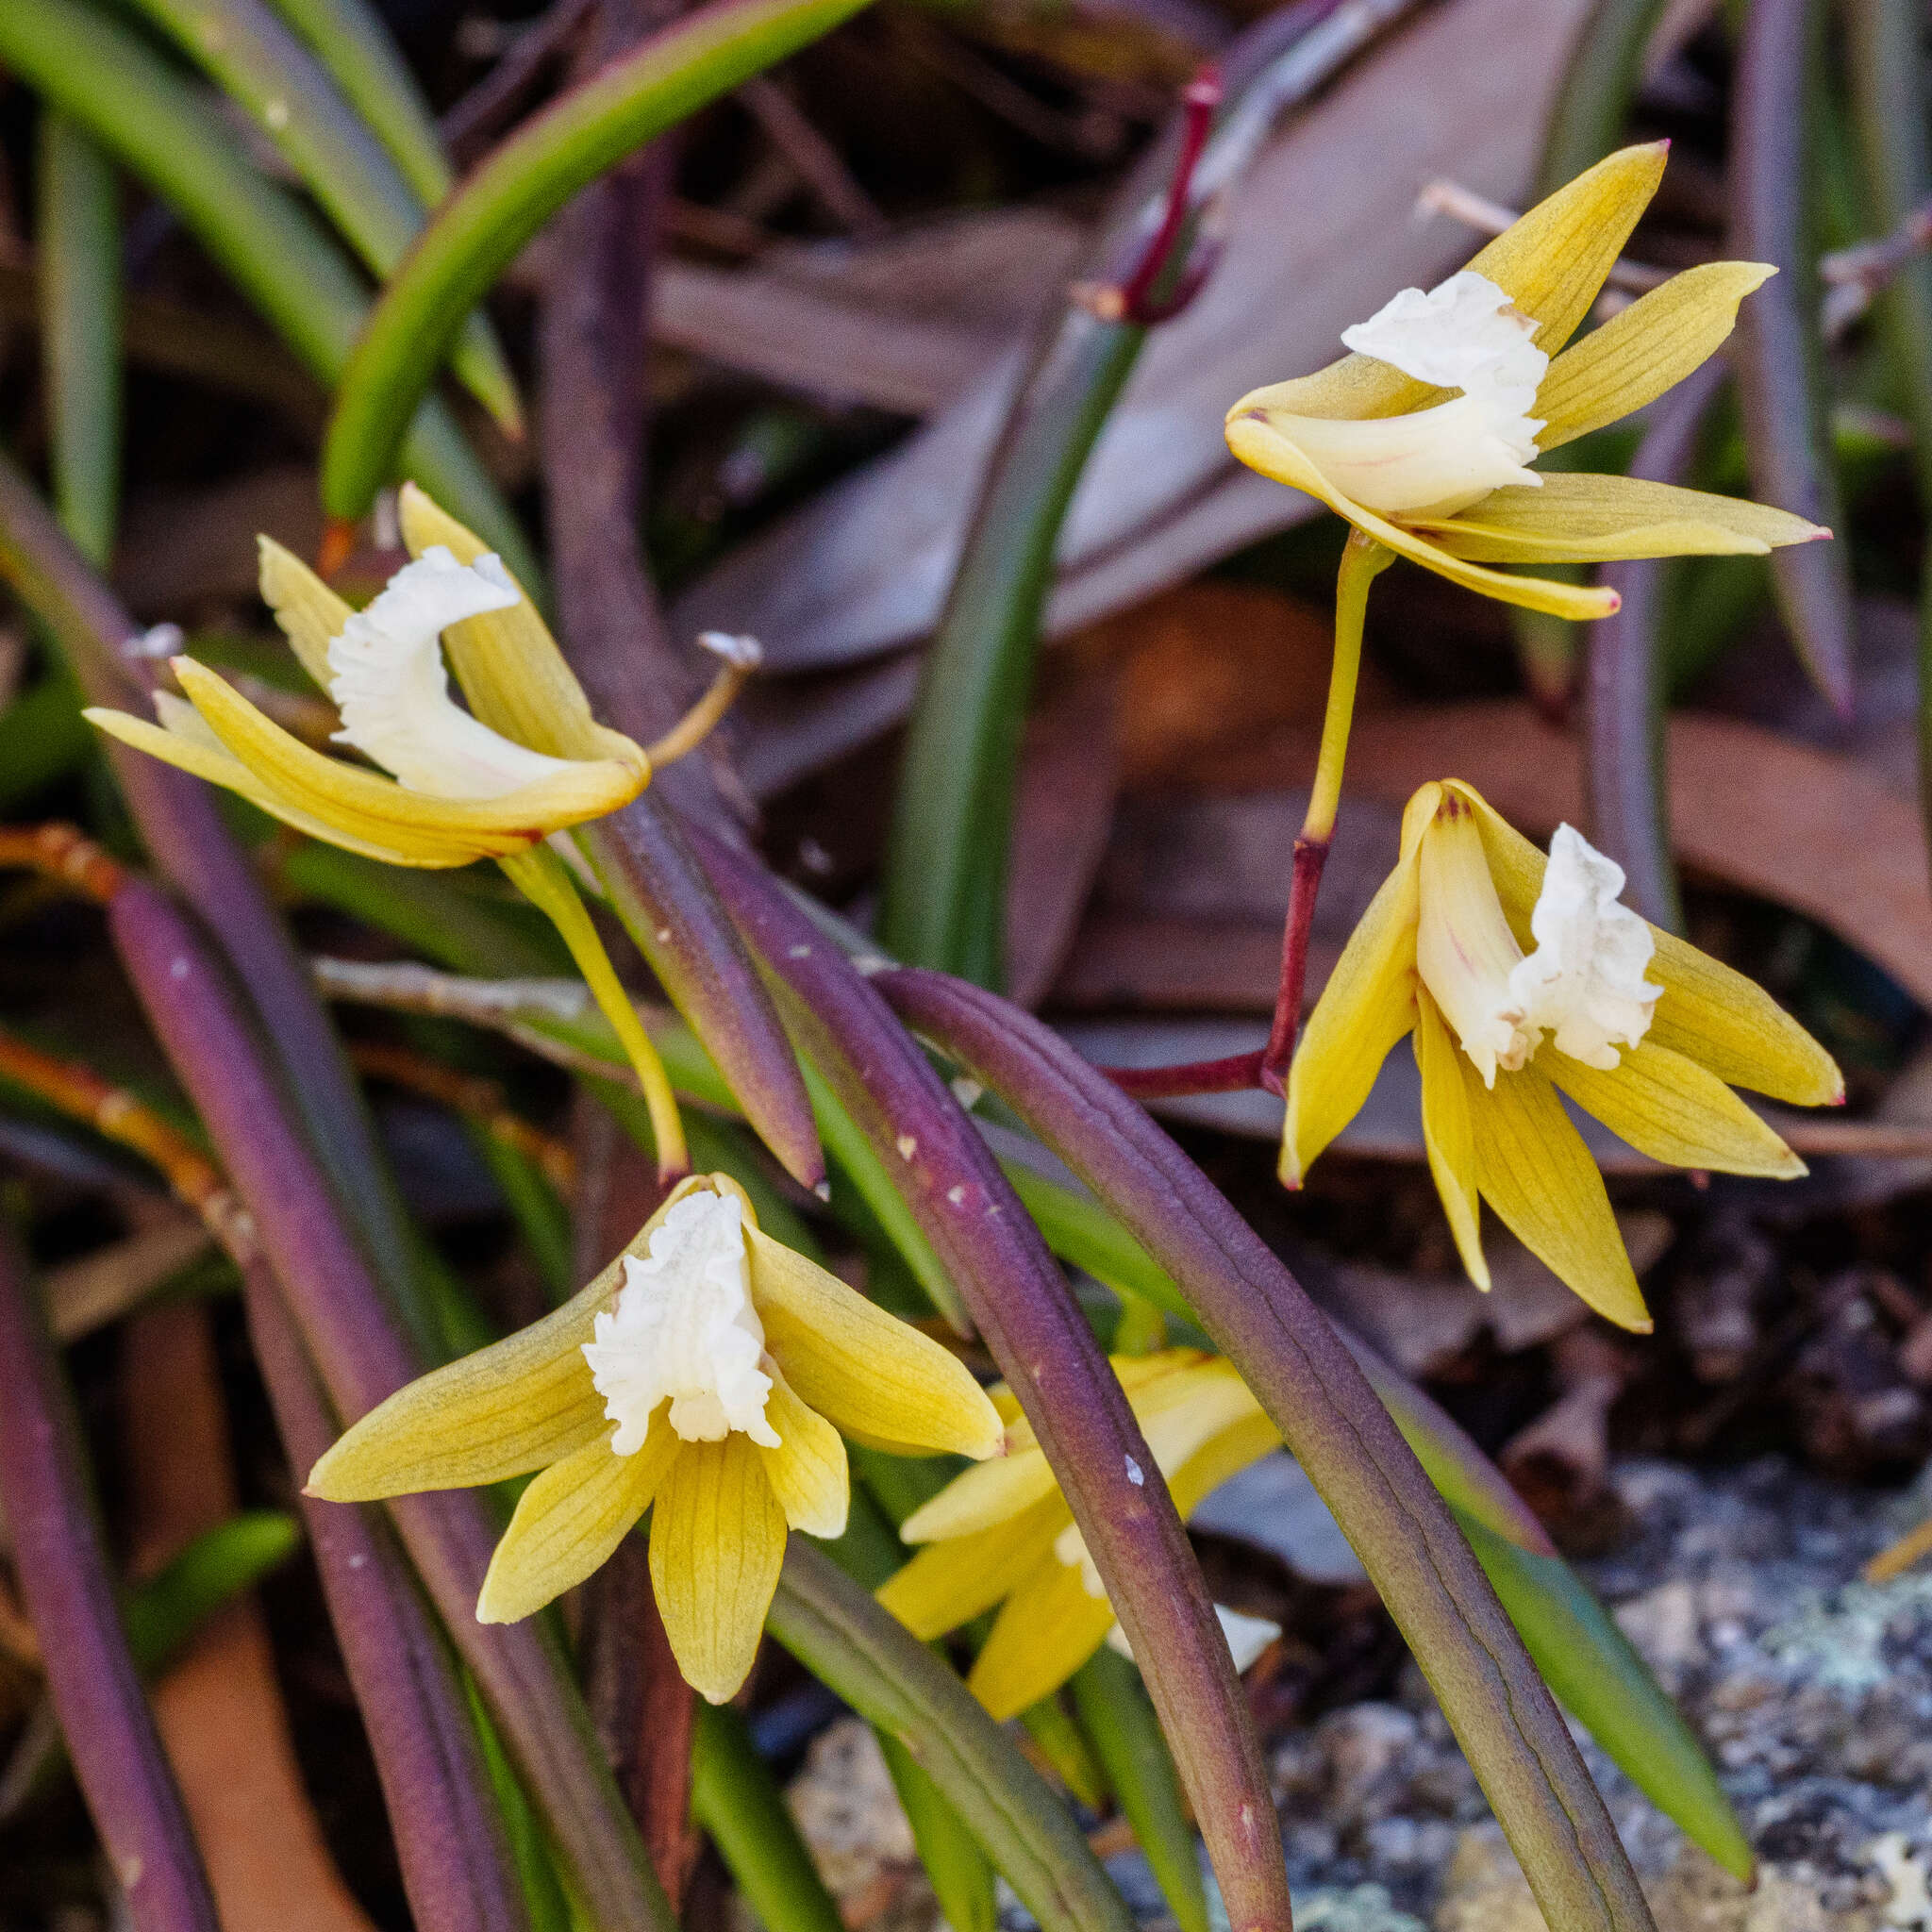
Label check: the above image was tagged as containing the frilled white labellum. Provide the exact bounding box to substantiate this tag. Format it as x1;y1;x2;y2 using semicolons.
1418;802;1660;1084
326;546;575;798
1107;1605;1282;1674
582;1191;778;1453
1275;270;1549;520
1507;824;1661;1070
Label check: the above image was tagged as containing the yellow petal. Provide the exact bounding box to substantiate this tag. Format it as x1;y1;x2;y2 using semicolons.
1418;472;1827;564
1452;781;1844;1106
1466;1057;1651;1332
258;536;353;690
649;1432;789;1705
967;1555;1119;1723
1224;416;1621;621
1133;1359;1268;1477
875;1494;1067;1640
1281;784;1432;1185
1545;1038;1806;1178
175;658;643;859
396;485;647;774
758;1367;849;1539
1227;144;1667;427
1414;991;1489;1289
1535;261;1776;453
476;1422;675;1624
1166;1410;1283;1520
898;1443;1057;1544
747;1225;1002;1459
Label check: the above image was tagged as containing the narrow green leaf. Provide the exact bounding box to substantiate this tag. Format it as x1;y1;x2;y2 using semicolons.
692;1703;846;1932
0;672;92;808
881;1733;998;1932
321;0;877;519
0;0;534;579
467;1128;575;1304
1021;1697;1110;1813
1457;1512;1752;1882
36;113;122;569
265;0;453;206
1537;0;1673;192
121;1511;302;1672
1071;1651;1207;1932
768;1545;1137;1932
123;0;521;428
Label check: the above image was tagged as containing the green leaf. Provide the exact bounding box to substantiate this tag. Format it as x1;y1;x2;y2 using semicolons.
123;0;520;428
0;0;534;580
321;0;878;520
121;1510;302;1670
1537;0;1674;192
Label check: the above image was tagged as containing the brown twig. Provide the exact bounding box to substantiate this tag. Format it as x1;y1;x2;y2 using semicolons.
0;819;128;902
737;76;887;237
0;1026;255;1262
1414;179;1672;294
441;0;601;158
347;1040;575;1191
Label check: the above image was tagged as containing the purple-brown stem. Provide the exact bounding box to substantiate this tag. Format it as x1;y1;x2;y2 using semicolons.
689;828;1294;1932
240;1263;530;1932
1105;64;1222;325
1259;835;1330;1094
0;1232;220;1932
102;875;675;1932
875;969;1655;1932
1102;1050;1264;1099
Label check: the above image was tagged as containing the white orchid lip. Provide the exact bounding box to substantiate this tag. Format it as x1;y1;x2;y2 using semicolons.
1417;798;1662;1083
1508;823;1661;1070
1247;270;1551;520
581;1189;779;1452
326;546;576;799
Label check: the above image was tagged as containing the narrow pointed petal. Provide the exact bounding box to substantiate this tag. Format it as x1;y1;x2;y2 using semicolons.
1414;992;1489;1289
1467;1058;1651;1332
1546;1039;1806;1178
747;1225;1002;1459
875;1498;1067;1640
308;1268;614;1499
1420;473;1825;564
1536;261;1777;451
176;658;644;852
758;1368;849;1539
1165;1412;1283;1521
968;1557;1120;1724
258;536;353;690
1455;782;1843;1106
650;1433;789;1705
1224;417;1621;621
1133;1363;1270;1478
477;1423;675;1623
1228;143;1668;427
397;485;646;774
1281;787;1432;1184
899;1444;1057;1544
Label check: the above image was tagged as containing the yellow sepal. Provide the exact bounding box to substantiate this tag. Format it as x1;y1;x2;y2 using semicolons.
1546;1039;1806;1179
758;1367;850;1539
967;1555;1119;1724
476;1422;676;1624
875;1494;1067;1641
649;1432;789;1705
397;485;647;774
899;1444;1057;1545
1414;991;1489;1290
1281;784;1432;1185
747;1224;1002;1460
1415;473;1825;564
1535;261;1775;452
1224;417;1621;621
258;537;354;691
1466;1057;1652;1333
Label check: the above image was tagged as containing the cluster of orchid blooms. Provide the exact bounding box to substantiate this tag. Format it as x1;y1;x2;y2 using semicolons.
91;143;1843;1711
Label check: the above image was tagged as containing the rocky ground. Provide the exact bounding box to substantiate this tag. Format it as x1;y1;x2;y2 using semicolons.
785;1457;1932;1932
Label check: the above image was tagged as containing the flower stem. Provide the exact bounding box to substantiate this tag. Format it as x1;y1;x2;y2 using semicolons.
500;846;688;1183
1258;527;1391;1093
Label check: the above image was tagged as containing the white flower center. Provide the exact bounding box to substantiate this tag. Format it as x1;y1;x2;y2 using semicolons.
1295;269;1549;519
326;547;576;798
1507;824;1662;1072
1417;804;1660;1083
581;1191;778;1452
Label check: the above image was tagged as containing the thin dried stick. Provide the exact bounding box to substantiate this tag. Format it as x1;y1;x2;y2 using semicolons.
737;75;887;236
1415;178;1672;292
347;1040;575;1190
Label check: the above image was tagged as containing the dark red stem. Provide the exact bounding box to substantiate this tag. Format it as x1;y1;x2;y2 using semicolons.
0;1233;220;1932
1260;834;1330;1093
1109;64;1223;325
1100;1050;1264;1099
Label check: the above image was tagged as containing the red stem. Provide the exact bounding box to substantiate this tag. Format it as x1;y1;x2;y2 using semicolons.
1100;1050;1263;1099
1109;64;1223;325
1260;834;1330;1094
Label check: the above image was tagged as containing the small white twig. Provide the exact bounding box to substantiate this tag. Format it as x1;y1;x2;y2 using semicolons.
1413;180;1673;293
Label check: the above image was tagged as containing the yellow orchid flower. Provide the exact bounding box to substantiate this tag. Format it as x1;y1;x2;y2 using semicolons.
309;1174;1004;1705
83;489;746;1176
876;1350;1282;1721
1285;780;1843;1333
1224;142;1828;623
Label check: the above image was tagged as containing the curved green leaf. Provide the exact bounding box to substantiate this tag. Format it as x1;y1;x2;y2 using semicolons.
321;0;876;519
